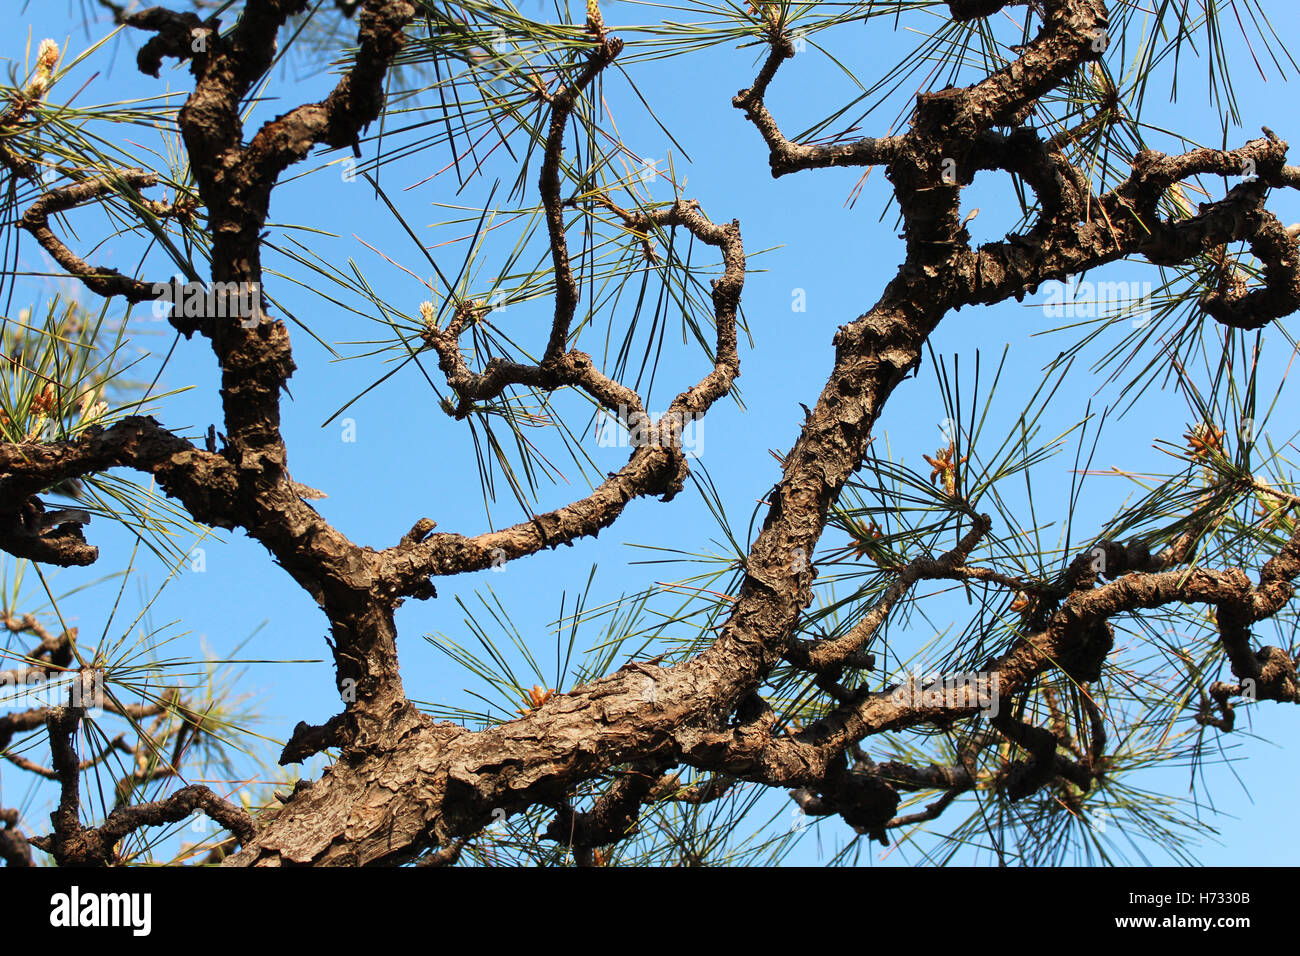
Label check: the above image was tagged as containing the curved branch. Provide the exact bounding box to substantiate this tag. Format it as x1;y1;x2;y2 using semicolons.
20;169;164;305
0;416;241;531
539;12;624;362
785;514;990;671
30;704;255;865
732;17;900;178
241;0;417;185
390;197;745;595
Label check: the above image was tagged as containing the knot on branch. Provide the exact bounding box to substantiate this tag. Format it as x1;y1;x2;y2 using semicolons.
542;765;660;852
1094;538;1152;579
655;446;690;503
1055;618;1114;684
1251;646;1300;703
946;0;1012;19
995;717;1086;801
0;498;96;567
1197;214;1300;331
1201;648;1299;730
795;768;901;844
125;9;217;78
0;808;33;867
280;713;350;765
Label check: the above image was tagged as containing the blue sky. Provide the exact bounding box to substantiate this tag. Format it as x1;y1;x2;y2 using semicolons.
3;0;1297;865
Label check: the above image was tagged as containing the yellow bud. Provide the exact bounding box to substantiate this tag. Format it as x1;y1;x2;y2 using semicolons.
38;39;60;71
27;40;59;99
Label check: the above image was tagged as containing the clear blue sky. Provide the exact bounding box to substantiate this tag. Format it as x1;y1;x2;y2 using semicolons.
4;0;1297;865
